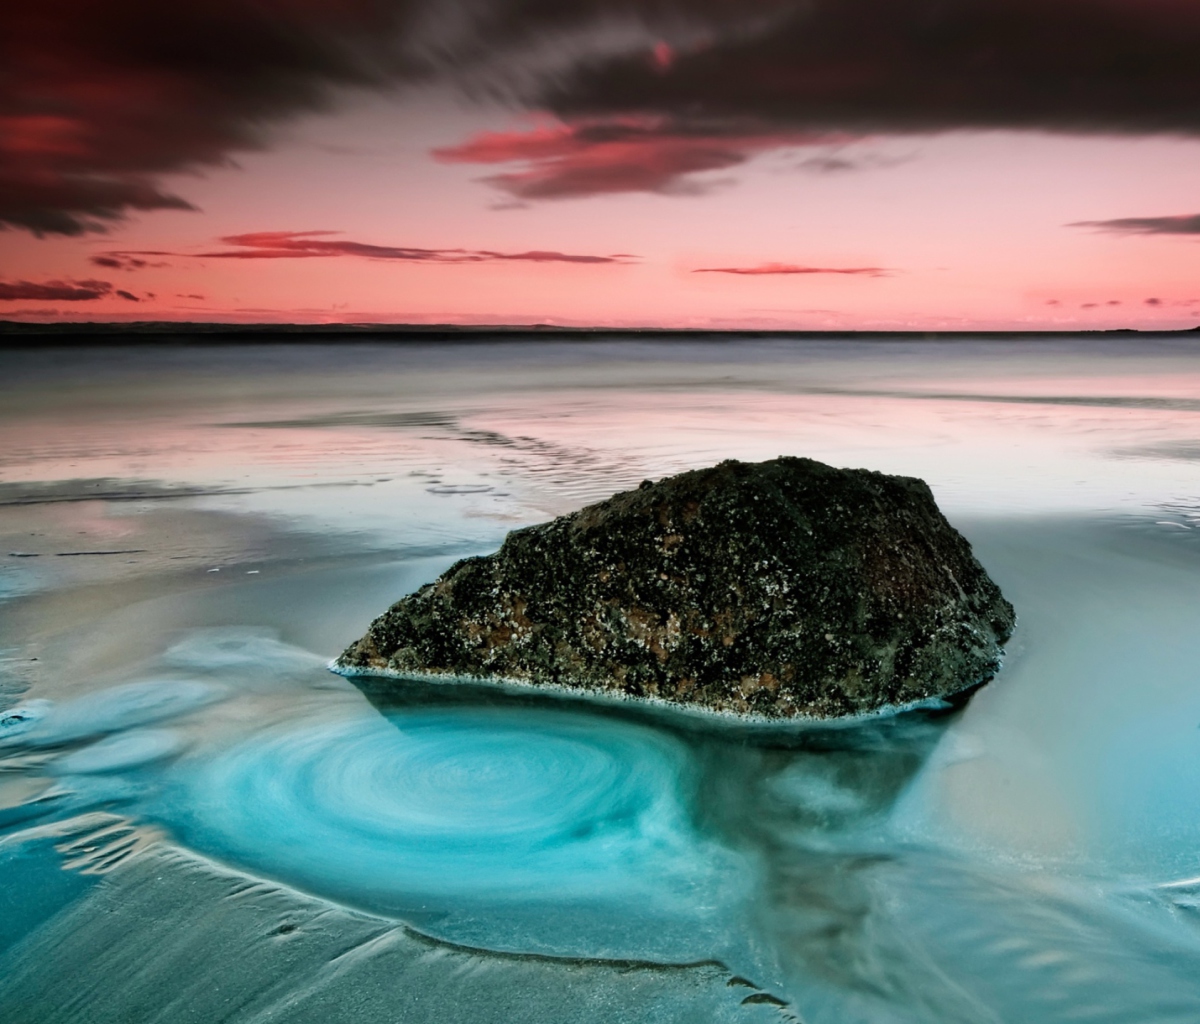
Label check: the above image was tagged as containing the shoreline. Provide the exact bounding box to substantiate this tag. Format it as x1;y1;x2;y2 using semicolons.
2;321;1196;347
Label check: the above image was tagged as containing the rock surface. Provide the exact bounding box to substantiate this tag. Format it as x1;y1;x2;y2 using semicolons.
336;457;1015;719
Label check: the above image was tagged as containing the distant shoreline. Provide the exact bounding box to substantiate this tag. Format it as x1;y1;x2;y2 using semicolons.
2;319;1198;347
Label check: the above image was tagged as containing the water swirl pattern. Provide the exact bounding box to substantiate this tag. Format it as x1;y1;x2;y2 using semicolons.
170;705;734;921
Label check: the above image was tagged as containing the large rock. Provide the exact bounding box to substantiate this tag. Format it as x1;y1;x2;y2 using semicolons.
336;457;1014;719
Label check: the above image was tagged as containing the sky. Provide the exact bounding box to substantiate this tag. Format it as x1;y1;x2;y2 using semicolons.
3;0;1200;330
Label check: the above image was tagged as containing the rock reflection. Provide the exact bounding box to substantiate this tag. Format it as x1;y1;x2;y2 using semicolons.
700;705;1200;1023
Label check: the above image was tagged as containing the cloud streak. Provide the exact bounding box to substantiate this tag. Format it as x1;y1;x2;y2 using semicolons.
90;253;167;271
694;262;887;276
434;119;843;199
0;278;137;301
1069;214;1200;235
105;232;633;265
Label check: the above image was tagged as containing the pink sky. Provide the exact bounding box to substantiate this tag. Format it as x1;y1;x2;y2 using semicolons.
4;1;1200;329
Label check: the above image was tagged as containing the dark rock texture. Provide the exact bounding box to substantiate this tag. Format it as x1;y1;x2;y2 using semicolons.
336;457;1015;719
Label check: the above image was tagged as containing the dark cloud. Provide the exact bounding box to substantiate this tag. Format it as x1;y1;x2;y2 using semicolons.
10;0;1200;229
694;262;886;276
0;1;434;236
1;0;781;234
122;231;633;264
0;278;114;301
452;0;1200;199
90;253;162;270
1069;214;1200;235
115;290;140;301
537;1;1200;132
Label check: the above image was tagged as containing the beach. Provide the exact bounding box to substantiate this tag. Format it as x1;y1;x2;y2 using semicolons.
4;336;1200;1022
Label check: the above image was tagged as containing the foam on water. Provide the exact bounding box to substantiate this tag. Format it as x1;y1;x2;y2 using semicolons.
5;680;227;749
52;729;186;775
0;700;51;742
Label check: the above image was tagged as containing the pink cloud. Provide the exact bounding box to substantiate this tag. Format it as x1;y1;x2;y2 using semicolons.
90;252;168;270
694;263;888;276
102;232;635;265
434;118;848;200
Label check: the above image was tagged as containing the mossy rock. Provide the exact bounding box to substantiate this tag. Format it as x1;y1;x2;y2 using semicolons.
336;457;1014;719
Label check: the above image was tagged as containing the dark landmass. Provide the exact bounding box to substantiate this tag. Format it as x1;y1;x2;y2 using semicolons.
337;457;1015;720
1;319;1197;347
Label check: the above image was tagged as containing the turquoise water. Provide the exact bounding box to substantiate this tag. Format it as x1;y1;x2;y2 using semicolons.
165;704;753;960
3;337;1200;1022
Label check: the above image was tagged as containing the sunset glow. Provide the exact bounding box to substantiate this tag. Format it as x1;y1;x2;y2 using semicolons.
4;0;1200;329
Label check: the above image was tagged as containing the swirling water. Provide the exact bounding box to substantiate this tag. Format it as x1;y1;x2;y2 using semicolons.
3;337;1200;1022
164;704;752;959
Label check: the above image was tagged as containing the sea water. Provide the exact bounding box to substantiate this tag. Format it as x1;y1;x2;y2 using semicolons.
2;337;1200;1022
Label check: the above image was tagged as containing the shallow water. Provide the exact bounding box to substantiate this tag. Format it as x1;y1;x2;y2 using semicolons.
3;337;1200;1022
